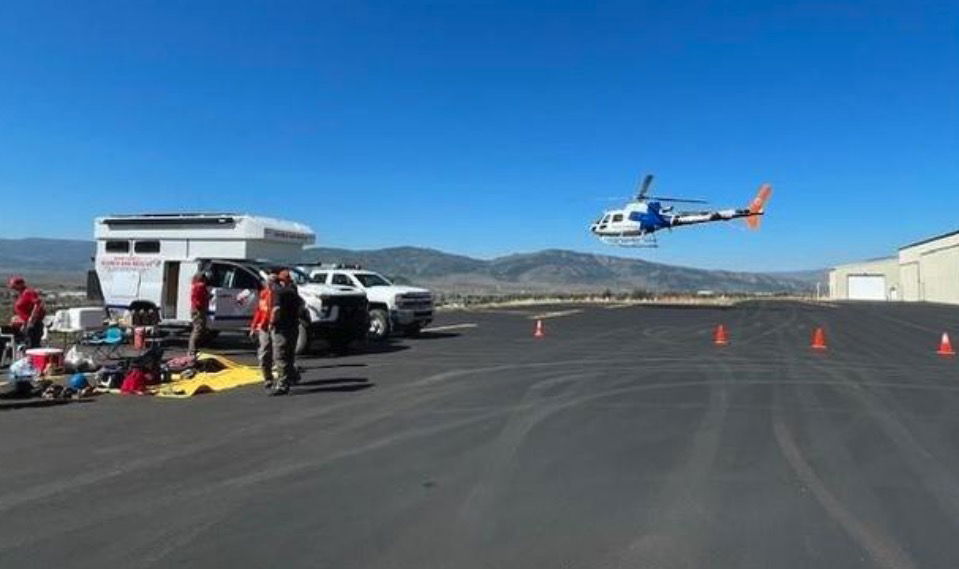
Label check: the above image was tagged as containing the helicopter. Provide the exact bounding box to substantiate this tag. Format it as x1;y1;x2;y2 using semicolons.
589;174;772;247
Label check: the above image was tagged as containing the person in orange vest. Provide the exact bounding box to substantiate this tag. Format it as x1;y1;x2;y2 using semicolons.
249;272;278;388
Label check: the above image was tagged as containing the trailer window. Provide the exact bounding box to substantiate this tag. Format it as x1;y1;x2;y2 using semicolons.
105;240;130;253
134;240;161;254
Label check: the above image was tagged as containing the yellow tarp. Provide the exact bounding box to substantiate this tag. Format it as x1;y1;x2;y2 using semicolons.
151;352;263;398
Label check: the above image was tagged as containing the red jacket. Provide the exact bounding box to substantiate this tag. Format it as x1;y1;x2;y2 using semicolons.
250;286;273;331
14;288;45;324
190;281;210;312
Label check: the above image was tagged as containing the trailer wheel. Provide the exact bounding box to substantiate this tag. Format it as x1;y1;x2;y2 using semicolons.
295;319;311;355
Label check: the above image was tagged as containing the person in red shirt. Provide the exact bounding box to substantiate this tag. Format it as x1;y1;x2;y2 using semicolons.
187;272;210;355
8;276;45;348
249;272;277;387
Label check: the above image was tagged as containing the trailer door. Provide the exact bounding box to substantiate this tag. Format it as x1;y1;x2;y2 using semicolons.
162;262;180;319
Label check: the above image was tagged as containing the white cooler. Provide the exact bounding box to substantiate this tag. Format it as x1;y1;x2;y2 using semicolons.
49;307;107;333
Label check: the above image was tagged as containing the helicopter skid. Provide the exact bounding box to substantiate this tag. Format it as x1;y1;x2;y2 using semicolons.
597;234;658;248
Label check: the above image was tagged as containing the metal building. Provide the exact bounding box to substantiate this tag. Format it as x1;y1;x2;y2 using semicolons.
899;230;959;303
829;257;901;301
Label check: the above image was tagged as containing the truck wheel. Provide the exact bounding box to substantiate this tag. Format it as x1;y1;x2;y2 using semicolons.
295;319;311;355
368;308;390;342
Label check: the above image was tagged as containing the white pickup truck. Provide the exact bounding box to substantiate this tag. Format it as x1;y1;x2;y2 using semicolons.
300;265;434;341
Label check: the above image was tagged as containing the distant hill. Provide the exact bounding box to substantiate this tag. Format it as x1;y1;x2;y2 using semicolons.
303;247;819;294
0;238;94;273
0;238;821;294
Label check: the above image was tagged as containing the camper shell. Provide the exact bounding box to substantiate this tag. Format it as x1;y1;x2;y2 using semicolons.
93;213;369;353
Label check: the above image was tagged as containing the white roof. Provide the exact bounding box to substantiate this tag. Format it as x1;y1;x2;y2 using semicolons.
94;213;315;245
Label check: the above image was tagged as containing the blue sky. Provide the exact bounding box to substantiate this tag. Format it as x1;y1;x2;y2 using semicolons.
0;1;956;271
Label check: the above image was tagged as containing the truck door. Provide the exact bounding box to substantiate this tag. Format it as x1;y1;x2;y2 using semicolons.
208;263;260;329
332;273;354;288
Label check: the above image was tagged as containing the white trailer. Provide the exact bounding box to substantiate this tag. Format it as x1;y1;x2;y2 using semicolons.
93;213;369;353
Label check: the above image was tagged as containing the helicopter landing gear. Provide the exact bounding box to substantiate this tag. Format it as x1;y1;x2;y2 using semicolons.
598;234;658;248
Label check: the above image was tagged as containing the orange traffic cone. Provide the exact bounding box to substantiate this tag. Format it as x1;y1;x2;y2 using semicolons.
714;324;729;346
937;332;955;357
533;319;545;339
811;327;827;351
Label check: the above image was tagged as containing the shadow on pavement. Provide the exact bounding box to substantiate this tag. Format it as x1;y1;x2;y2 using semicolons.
292;378;373;395
299;363;368;371
297;377;369;387
361;342;411;355
411;331;461;340
0;398;92;411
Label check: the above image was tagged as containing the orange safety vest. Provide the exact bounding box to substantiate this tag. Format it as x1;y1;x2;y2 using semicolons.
250;286;274;331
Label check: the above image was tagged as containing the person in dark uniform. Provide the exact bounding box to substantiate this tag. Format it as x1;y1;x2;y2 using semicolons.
269;270;303;395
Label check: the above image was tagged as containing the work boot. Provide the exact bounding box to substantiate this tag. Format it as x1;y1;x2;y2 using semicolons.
270;381;289;396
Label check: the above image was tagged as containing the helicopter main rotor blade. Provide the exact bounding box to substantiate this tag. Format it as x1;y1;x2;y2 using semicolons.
650;196;709;204
636;174;654;200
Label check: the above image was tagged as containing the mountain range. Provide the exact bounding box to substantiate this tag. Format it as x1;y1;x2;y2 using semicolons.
0;238;822;294
305;246;823;293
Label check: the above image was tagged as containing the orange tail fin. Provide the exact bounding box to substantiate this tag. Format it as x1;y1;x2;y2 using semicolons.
745;183;772;230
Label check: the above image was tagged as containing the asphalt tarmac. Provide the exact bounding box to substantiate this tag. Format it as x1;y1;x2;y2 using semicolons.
3;300;959;568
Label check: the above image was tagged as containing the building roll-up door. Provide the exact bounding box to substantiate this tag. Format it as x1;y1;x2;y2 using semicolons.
847;275;886;300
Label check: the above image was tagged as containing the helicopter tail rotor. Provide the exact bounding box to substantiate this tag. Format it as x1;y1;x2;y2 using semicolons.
745;183;773;230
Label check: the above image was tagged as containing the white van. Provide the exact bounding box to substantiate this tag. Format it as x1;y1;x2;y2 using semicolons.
93;213;368;353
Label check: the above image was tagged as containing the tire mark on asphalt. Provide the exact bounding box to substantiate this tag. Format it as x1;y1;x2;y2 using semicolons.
801;322;959;534
613;350;733;568
770;302;918;569
8;373;959;556
0;406;514;553
772;412;917;569
457;371;596;535
734;300;801;346
2;354;913;519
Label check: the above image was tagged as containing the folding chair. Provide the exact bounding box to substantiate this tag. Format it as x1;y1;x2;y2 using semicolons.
0;333;20;368
82;327;126;363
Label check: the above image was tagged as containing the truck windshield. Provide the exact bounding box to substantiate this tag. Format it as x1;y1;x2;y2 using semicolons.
354;273;392;287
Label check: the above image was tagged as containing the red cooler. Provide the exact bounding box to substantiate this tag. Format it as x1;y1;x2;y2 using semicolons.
25;348;64;373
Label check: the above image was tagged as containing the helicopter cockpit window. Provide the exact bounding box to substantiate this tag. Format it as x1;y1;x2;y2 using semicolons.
601;215;610;224
612;214;623;222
